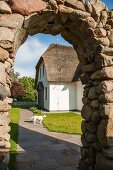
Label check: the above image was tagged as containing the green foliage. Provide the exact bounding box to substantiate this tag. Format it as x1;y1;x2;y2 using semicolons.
8;108;20;170
11;81;24;100
30;106;42;116
11;70;37;101
20;77;37;102
43;112;82;135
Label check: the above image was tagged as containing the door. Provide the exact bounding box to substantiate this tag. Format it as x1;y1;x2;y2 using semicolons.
38;82;44;109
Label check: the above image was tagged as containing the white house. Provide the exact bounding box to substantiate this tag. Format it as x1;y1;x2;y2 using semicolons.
35;44;83;111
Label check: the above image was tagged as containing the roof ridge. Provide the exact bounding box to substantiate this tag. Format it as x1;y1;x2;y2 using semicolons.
49;43;73;48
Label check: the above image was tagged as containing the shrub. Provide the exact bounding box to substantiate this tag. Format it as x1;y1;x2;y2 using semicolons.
30;107;42;115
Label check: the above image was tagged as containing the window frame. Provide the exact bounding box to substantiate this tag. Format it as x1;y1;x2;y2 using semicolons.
45;87;47;100
40;67;41;79
43;64;44;76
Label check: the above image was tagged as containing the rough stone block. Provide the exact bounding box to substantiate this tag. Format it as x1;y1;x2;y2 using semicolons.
0;14;24;29
0;153;5;162
98;119;113;148
0;41;12;50
102;46;113;56
81;105;93;121
81;134;90;148
82;97;90;105
91;100;99;108
5;141;10;149
98;37;110;47
86;17;96;29
96;153;113;170
92;1;107;16
103;147;113;159
65;0;86;11
0;27;15;42
3;125;11;134
108;29;113;47
107;19;113;28
0;101;11;112
82;63;96;73
90;67;113;80
3;152;9;165
4;133;10;142
70;9;90;21
95;53;113;69
83;87;89;97
96;81;113;94
91;111;101;123
100;10;108;26
100;104;113;117
80;74;90;85
4;61;11;73
79;159;89;170
10;0;47;16
0;63;6;85
88;86;98;99
81;120;86;134
81;147;90;160
58;4;74;14
48;0;58;11
85;132;97;143
0;141;5;148
0;85;8;100
0;47;9;63
99;90;113;103
85;121;97;133
4;97;13;104
0;1;12;14
94;28;106;38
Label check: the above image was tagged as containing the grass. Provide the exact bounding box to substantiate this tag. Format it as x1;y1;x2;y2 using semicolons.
43;112;82;135
29;107;82;135
8;108;20;170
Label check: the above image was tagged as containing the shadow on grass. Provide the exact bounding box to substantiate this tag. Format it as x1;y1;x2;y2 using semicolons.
8;122;19;170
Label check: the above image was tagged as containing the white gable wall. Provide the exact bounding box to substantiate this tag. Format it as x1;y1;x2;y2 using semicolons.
49;82;77;111
37;63;83;111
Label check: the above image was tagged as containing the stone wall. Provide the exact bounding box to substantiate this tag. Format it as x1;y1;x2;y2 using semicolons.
0;0;113;169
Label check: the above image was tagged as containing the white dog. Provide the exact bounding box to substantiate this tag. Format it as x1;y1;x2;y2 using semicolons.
30;115;46;124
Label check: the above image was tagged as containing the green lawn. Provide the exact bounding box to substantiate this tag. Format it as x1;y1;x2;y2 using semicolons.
43;112;82;135
8;108;20;170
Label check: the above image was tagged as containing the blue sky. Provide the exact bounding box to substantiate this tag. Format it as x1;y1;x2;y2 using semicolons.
14;0;113;78
102;0;113;9
14;34;69;77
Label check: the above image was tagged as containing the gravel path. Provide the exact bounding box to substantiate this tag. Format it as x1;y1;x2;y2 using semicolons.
16;109;81;170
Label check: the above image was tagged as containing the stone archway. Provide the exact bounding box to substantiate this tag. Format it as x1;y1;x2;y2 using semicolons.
0;0;113;169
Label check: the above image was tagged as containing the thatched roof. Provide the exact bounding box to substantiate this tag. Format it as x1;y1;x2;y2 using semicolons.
35;44;82;86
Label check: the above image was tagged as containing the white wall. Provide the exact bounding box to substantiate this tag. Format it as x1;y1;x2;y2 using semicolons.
49;82;77;111
75;81;83;110
37;63;83;111
38;63;49;110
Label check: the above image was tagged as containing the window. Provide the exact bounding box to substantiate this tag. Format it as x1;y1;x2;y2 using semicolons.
45;87;47;100
43;64;44;76
40;67;41;79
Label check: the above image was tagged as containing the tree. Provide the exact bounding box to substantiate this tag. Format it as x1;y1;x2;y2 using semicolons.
19;77;37;101
11;81;24;100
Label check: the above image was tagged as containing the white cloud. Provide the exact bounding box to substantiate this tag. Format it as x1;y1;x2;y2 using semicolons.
14;36;48;78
